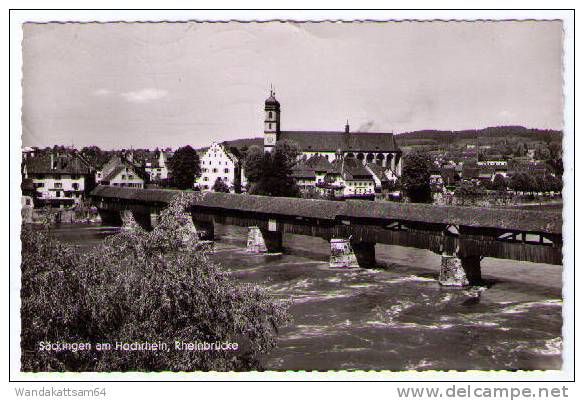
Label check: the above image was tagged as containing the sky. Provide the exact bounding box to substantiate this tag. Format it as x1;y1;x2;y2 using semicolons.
21;20;564;150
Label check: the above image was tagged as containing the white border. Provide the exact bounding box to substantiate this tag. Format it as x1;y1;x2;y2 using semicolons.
7;8;575;383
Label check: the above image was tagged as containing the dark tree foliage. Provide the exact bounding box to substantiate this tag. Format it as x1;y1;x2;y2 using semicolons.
509;172;538;193
242;145;264;184
212;177;230;193
21;194;290;372
547;158;564;178
400;151;432;203
455;181;487;203
492;174;508;192
167;145;201;190
244;141;301;198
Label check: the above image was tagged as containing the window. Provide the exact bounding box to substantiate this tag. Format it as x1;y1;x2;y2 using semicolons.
35;183;44;188
55;191;61;198
224;168;229;173
212;168;218;173
204;177;209;182
54;183;63;189
269;111;273;118
72;183;79;190
122;175;126;180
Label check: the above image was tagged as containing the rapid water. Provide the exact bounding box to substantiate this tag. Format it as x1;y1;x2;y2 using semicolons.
50;223;563;371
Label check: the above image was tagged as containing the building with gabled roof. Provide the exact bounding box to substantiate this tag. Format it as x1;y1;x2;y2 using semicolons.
145;150;173;182
97;154;146;189
22;150;95;207
196;142;244;193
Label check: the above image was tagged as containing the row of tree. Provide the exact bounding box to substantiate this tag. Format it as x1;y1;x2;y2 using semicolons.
399;151;563;203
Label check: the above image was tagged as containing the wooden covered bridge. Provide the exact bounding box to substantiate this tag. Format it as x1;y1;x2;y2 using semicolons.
89;186;562;286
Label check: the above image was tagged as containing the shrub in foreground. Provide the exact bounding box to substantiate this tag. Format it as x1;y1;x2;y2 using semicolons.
21;193;290;372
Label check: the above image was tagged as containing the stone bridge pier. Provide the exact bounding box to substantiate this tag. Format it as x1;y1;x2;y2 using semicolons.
439;253;482;286
329;238;376;268
435;227;483;286
246;220;284;254
98;209;122;227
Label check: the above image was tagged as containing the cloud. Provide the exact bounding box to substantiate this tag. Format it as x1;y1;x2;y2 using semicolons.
121;88;168;103
92;88;112;96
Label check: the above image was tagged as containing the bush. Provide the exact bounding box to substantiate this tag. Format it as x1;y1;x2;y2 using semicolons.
212;178;230;193
21;194;290;372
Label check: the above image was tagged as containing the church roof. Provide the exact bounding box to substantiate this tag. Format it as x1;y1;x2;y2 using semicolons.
279;131;399;153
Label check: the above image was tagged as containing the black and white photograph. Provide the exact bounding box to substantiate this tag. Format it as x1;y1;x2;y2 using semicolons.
11;10;574;383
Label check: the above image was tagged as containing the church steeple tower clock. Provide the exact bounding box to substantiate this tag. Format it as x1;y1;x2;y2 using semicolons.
264;86;280;152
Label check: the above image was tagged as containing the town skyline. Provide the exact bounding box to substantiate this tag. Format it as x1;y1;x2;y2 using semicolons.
22;21;563;149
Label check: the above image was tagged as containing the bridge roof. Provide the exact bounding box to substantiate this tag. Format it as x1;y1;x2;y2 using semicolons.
91;186;344;220
196;192;345;219
90;186;562;235
341;201;562;235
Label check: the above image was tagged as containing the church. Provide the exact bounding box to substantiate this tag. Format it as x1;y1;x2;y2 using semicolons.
263;89;402;176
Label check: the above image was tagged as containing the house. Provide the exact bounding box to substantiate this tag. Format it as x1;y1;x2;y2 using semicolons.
98;154;147;188
440;166;460;188
196;142;244;192
365;162;397;193
262;89;402;176
22;150;95;207
429;166;444;186
21;178;36;208
461;161;480;182
145;150;172;182
328;158;375;198
291;155;376;199
477;158;507;167
291;165;317;191
478;166;495;181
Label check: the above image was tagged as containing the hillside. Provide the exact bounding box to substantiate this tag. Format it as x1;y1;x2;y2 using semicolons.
395;126;562;146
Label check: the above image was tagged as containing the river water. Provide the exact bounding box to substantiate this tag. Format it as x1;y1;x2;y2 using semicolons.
52;223;563;371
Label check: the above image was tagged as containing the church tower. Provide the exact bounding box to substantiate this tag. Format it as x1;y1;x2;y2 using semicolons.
264;87;280;152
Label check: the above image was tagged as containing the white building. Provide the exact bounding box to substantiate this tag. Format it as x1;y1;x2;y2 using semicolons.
196;142;243;192
98;154;146;188
22;151;94;207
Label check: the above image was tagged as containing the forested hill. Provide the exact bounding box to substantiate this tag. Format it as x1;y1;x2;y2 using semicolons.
219;126;562;151
395;126;562;146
